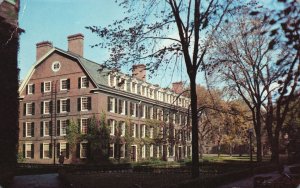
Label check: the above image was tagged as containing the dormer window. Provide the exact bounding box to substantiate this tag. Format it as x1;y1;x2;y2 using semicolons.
78;76;89;89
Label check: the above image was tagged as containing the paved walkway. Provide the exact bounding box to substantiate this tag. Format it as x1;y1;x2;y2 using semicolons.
10;173;64;188
218;171;281;188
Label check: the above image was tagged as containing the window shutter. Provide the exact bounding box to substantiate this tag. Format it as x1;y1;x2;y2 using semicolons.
41;82;44;93
135;104;138;117
77;98;81;111
66;99;70;112
57;143;60;157
40;122;43;137
66;143;69;159
125;101;128;115
31;122;34;137
40;144;43;159
26;85;28;94
31;144;34;158
23;123;26;137
32;103;35;115
57;100;60;113
78;77;81;89
49;101;53;113
32;84;35;94
107;97;111;111
76;143;80;158
87;143;91;159
67;79;70;90
23;103;26;116
77;119;81;133
66;119;70;126
23;144;25;158
49;121;52;136
118;100;122;114
57;120;60;136
87;97;92;110
41;102;44;114
114;98;117;113
49;144;52;158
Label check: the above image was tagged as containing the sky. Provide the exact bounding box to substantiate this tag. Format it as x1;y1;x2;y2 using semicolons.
18;0;192;88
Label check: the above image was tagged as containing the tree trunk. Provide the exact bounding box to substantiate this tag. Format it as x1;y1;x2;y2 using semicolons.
255;108;262;162
271;139;279;163
190;77;199;178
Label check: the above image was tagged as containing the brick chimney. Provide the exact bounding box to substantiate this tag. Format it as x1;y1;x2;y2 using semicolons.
172;81;184;94
67;33;84;56
36;41;53;61
132;64;146;81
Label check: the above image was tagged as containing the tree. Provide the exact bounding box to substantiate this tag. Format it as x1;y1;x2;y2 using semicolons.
87;0;241;177
209;6;300;162
65;120;80;163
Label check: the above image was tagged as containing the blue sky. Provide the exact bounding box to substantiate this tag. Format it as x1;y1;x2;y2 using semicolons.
18;0;191;88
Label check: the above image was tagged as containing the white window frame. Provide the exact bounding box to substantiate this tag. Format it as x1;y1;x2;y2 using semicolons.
150;144;154;157
80;142;88;159
120;122;126;137
141;145;146;158
131;103;136;117
81;76;88;88
60;142;67;156
109;144;114;158
141;124;146;138
81;97;88;111
60;79;68;91
120;144;125;158
132;123;136;138
28;84;34;94
26;103;32;116
44;81;51;93
109;97;115;113
109;119;115;136
60;98;68;113
149;127;153;138
43;100;50;115
120;100;126;115
81;118;88;134
60;119;67;136
157;146;160;158
43;143;50;159
25;143;32;159
43;121;50;137
26;122;32;137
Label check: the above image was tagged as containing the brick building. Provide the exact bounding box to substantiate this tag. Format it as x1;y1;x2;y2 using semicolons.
18;34;191;164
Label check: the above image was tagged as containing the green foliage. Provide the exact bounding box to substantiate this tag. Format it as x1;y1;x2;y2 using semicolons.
66;120;80;149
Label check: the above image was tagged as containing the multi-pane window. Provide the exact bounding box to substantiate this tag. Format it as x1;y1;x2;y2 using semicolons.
81;76;88;88
26;103;33;115
81;97;88;111
140;104;145;118
60;79;68;90
149;127;153;138
150;145;154;157
27;84;34;94
109;144;114;158
80;142;88;158
157;146;160;158
60;120;68;136
43;121;50;136
60;99;68;113
132;123;138;138
81;118;88;134
119;100;126;115
118;121;126;137
44;81;51;92
43;143;50;158
131;82;137;93
120;144;125;158
44;101;50;114
130;102;137;117
141;124;146;138
141;145;146;158
26;122;34;137
149;107;153;119
60;143;67;156
109;119;115;136
108;97;116;113
25;144;33;158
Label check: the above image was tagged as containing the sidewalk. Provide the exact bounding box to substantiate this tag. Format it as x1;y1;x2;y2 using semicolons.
217;171;281;188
